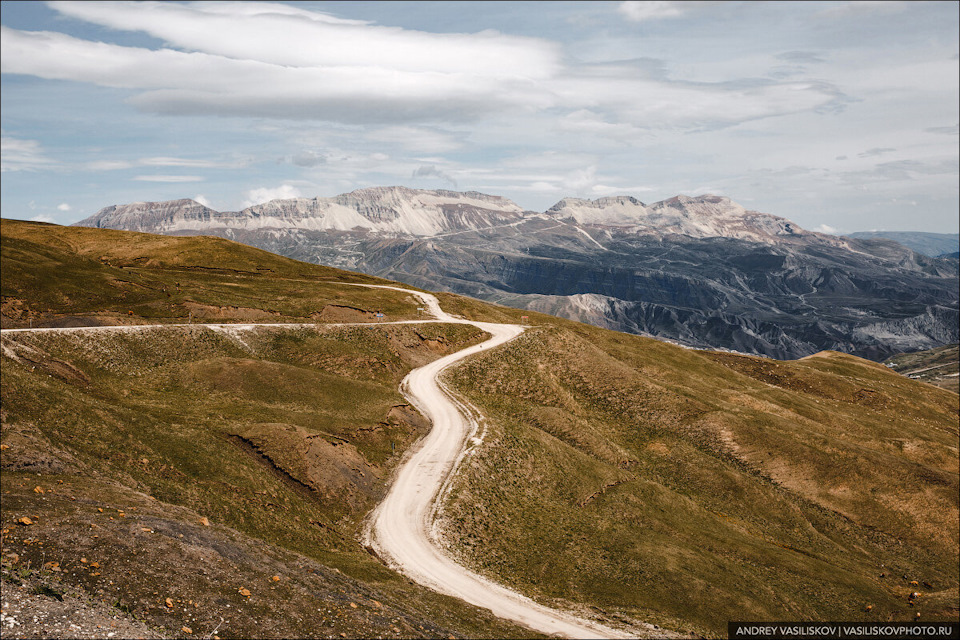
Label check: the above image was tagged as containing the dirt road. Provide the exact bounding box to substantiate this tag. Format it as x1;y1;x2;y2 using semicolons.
361;286;635;639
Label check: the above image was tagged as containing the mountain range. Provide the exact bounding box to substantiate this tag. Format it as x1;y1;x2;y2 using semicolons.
76;187;960;361
845;231;959;258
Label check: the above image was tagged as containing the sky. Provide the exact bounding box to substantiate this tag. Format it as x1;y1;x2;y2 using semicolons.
1;1;958;234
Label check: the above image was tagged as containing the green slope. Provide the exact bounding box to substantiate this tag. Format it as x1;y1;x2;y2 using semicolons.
1;218;423;328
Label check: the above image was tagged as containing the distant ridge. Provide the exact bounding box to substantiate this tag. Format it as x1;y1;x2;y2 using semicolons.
845;230;960;257
77;187;849;245
73;186;959;361
77;186;528;237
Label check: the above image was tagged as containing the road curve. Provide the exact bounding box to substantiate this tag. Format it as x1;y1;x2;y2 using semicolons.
359;285;632;639
1;286;635;638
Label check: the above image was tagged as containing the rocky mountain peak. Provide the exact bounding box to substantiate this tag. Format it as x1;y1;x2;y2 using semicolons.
73;187;856;248
78;199;219;232
76;187;527;237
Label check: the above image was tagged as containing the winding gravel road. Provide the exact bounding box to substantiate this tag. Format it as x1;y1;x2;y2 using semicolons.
360;285;634;639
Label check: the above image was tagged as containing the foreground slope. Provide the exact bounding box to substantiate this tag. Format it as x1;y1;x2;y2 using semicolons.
3;220;958;638
437;319;959;637
1;219;533;638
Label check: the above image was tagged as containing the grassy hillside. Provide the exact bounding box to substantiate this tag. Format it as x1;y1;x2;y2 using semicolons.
1;218;422;328
0;316;538;638
1;220;531;638
2;219;957;638
442;325;959;637
884;344;959;394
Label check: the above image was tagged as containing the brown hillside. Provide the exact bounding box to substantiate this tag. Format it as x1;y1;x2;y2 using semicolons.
443;327;959;637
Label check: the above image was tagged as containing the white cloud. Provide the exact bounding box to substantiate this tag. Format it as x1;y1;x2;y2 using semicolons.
858;147;897;158
0;24;552;123
193;194;212;208
57;203;71;211
47;1;560;78
814;223;839;234
816;1;909;19
566;166;599;193
86;160;135;171
242;184;302;207
0;3;846;133
1;2;561;125
290;150;326;167
590;184;655;195
365;126;465;153
83;156;246;172
619;1;687;22
0;136;57;171
133;175;204;182
29;214;55;223
139;156;246;168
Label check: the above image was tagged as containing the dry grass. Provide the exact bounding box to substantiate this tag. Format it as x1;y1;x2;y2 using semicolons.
1;219;425;327
442;325;959;637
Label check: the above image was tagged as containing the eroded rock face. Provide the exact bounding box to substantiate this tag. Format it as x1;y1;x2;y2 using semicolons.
79;187;528;237
545;194;828;245
74;188;960;361
80;199;221;233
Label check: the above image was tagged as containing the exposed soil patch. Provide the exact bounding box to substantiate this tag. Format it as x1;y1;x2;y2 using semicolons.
182;301;282;321
0;422;84;476
313;305;376;323
226;423;382;511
